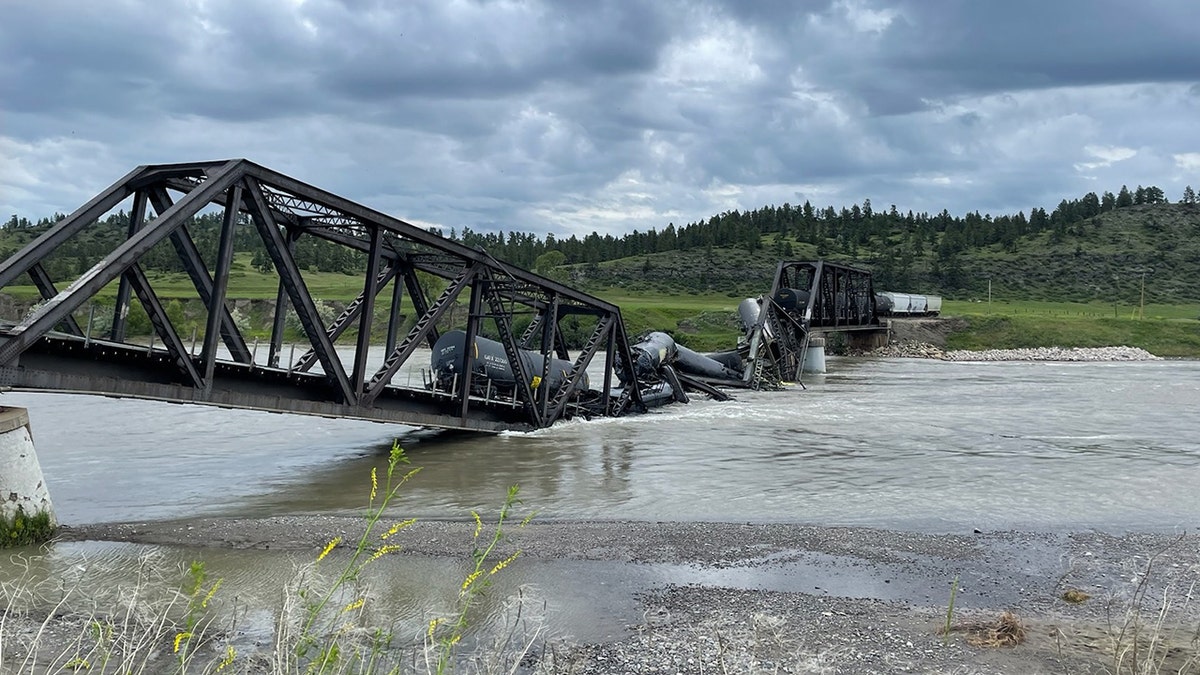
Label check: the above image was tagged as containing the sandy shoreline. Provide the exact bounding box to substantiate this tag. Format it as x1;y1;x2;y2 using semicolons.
49;517;1200;673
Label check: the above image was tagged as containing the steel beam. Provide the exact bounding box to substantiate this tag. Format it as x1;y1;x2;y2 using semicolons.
610;315;646;412
126;264;204;388
401;267;439;347
0;160;244;367
242;162;620;315
0;165;143;289
544;314;612;424
481;275;543;427
128;161;226;190
362;264;477;406
537;294;559;417
26;264;84;336
293;263;399;373
268;228;299;368
111;190;149;342
201;183;243;389
384;260;405;356
244;177;356;404
351;226;384;395
147;187;254;364
457;280;486;419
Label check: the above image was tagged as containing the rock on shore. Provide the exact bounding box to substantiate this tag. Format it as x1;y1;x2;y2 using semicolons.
864;341;1162;362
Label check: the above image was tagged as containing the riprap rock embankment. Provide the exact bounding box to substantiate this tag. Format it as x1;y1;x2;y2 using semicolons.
865;342;1161;362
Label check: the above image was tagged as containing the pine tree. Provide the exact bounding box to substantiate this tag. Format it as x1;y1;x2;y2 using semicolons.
1116;185;1133;207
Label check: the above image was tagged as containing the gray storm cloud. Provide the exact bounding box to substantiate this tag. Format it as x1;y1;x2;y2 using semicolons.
2;0;1197;236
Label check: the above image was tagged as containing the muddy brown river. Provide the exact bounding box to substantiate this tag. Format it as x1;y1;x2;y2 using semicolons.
7;356;1198;530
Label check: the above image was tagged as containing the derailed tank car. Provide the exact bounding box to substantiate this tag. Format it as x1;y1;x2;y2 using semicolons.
432;330;589;395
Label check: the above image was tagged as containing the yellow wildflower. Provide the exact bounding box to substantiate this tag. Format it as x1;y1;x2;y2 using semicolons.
369;544;403;562
471;511;482;539
381;518;416;540
317;537;342;562
341;598;365;613
216;646;236;672
201;578;223;608
427;618;442;639
370;466;378;502
489;550;521;576
460;570;482;593
173;631;193;653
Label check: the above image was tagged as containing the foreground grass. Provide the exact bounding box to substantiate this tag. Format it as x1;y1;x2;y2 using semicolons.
0;443;539;674
0;507;56;547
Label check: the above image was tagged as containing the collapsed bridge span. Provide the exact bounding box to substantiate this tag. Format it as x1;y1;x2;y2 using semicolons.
0;160;884;432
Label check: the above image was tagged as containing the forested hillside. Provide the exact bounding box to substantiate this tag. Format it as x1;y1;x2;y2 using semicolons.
4;183;1198;304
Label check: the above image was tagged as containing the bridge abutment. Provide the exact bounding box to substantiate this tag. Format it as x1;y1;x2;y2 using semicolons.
0;407;57;546
844;326;890;352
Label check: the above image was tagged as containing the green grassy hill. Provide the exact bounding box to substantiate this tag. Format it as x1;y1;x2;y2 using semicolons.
567;203;1200;306
2;200;1198;355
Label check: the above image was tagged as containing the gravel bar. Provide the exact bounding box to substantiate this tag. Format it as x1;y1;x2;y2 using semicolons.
865;342;1163;362
57;518;1200;674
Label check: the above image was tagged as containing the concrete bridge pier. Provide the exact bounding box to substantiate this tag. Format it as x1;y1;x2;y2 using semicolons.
0;407;56;544
845;325;891;352
801;336;827;374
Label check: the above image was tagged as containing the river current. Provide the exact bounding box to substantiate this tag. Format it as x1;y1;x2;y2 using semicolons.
4;355;1198;646
6;355;1198;532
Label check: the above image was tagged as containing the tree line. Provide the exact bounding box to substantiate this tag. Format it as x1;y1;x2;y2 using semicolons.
3;183;1192;288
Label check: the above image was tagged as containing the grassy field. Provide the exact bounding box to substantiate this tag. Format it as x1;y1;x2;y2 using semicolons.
590;288;743;350
943;313;1200;357
2;253;371;303
4;266;1199;356
945;298;1200;321
941;299;1200;357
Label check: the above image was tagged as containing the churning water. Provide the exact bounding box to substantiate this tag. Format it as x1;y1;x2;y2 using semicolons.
6;356;1198;532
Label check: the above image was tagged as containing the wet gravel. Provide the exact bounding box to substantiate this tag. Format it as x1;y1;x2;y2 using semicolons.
58;518;1200;674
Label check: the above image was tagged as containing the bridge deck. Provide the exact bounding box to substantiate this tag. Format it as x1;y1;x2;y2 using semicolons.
0;330;557;433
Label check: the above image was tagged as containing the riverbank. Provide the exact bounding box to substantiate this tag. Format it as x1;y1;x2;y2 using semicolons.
865;341;1164;362
879;313;1200;358
34;518;1200;674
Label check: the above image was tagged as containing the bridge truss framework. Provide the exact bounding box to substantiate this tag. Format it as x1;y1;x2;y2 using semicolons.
0;159;646;432
744;260;880;387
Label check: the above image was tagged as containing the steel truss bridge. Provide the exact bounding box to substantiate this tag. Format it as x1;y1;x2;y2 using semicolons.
0;159;648;432
743;260;879;388
0;160;881;432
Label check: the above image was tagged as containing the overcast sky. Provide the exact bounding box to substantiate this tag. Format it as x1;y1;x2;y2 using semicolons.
3;0;1198;239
